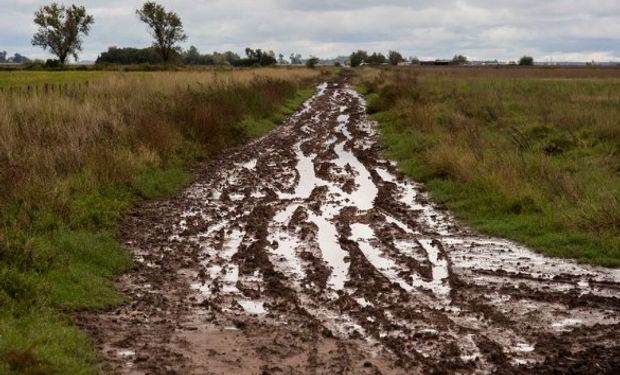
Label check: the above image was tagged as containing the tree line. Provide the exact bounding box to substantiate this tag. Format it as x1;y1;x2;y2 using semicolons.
27;2;536;67
28;1;304;67
349;51;535;66
31;1;181;65
0;51;31;64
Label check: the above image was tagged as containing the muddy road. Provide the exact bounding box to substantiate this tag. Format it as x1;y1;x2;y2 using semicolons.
81;77;620;374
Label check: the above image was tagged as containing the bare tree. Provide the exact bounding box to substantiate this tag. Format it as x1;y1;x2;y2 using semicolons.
137;2;187;62
31;3;94;64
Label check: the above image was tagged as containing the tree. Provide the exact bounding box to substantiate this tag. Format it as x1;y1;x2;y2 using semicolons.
451;54;468;65
96;46;164;64
388;50;404;65
31;3;94;64
0;51;6;63
410;56;420;65
519;56;534;66
290;53;302;64
349;50;368;67
306;56;319;69
183;45;201;65
366;52;387;65
137;2;187;62
234;48;276;66
11;53;32;64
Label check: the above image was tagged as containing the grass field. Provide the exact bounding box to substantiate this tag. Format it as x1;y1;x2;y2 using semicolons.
0;70;113;88
0;67;322;374
356;66;620;267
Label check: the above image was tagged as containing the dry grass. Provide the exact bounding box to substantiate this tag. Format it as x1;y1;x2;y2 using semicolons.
0;68;318;203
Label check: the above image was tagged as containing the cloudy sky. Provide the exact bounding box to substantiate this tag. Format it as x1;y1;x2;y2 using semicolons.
2;0;619;62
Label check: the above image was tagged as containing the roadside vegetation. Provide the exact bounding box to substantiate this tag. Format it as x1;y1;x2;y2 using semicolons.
356;67;620;266
0;67;321;374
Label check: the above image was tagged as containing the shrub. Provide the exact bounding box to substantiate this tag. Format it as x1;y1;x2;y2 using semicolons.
519;56;534;66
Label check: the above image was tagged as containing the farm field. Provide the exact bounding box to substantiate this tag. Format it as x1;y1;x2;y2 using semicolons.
357;66;620;266
1;65;619;374
0;67;322;374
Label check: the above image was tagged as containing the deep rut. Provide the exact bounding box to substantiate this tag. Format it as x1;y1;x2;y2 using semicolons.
81;77;620;374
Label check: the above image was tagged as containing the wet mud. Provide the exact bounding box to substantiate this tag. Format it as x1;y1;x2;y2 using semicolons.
80;77;620;374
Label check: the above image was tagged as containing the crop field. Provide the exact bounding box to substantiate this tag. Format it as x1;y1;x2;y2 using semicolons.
0;67;322;374
357;66;620;266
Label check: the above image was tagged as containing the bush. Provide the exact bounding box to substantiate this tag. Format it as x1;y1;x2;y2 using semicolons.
306;57;319;69
519;56;534;66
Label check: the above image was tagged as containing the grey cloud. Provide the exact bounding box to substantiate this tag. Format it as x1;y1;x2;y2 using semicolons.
1;0;618;62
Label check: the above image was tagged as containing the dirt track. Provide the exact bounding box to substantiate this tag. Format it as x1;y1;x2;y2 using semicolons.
81;76;620;374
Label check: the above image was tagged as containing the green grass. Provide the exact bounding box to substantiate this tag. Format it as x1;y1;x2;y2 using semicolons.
0;309;101;375
132;166;192;199
240;88;314;138
360;69;620;267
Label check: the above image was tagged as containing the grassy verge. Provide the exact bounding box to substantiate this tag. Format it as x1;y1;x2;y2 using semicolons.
355;67;620;267
240;87;314;138
0;67;323;374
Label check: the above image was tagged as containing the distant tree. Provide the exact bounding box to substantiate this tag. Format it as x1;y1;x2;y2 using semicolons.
410;56;420;64
388;50;404;65
183;45;202;65
366;52;387;65
218;51;240;65
235;48;276;66
290;53;302;64
306;56;319;68
96;46;164;64
519;56;534;66
0;51;6;63
137;2;187;62
31;3;94;64
451;54;468;65
11;53;32;64
278;53;287;64
349;50;368;67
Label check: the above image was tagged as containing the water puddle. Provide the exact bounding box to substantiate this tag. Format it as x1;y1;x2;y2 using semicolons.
350;223;414;292
237;300;267;315
309;212;350;290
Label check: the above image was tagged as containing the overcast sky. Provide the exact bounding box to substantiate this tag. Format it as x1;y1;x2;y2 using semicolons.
2;0;619;62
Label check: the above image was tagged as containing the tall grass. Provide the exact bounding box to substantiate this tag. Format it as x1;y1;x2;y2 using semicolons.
0;67;321;373
357;67;620;266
